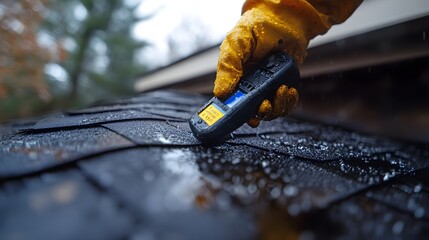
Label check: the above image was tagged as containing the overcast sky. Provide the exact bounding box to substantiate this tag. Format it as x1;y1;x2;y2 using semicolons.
132;0;243;68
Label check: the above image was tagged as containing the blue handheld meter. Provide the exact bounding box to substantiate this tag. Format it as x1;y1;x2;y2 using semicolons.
189;52;300;145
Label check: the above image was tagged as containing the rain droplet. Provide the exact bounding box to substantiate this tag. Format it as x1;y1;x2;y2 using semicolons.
283;185;298;197
414;207;425;219
29;151;38;160
413;184;422;193
383;173;390;181
320;144;328;151
213;163;222;172
288;203;301;216
231;158;241;165
270;186;282;199
264;167;272;175
258;178;267;188
392;221;404;234
245;173;253;181
282;175;291;183
261;160;270;168
232;175;242;184
247;184;258;194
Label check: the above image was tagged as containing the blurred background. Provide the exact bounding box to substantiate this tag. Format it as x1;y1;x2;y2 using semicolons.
1;0;428;143
0;0;241;122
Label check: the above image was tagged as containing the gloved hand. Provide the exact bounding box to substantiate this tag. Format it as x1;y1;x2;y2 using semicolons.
214;0;363;127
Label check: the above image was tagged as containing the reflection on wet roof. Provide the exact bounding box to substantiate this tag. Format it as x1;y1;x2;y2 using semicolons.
1;90;428;239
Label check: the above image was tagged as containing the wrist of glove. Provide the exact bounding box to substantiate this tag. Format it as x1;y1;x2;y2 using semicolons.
214;0;363;127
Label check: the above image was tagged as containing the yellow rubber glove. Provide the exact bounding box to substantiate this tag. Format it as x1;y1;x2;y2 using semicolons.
214;0;363;127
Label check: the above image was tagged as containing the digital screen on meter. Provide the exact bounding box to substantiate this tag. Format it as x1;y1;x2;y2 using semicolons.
190;52;298;145
224;90;246;108
198;90;247;126
198;103;225;126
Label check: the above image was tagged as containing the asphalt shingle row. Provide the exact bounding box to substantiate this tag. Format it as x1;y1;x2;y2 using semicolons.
1;90;428;239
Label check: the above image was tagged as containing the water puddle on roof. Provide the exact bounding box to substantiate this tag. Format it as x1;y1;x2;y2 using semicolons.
144;146;308;238
158;149;202;211
156;149;222;211
156;133;172;144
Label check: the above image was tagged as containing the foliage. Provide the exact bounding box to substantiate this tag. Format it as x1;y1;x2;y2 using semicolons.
0;0;66;120
0;0;149;122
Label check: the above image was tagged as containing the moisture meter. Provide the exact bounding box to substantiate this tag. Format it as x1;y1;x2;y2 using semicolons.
189;52;300;145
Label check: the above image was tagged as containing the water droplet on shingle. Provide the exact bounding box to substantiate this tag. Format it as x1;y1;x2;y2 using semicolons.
283;185;298;197
414;207;425;219
261;160;270;168
413;184;422;193
270;186;281;199
392;221;404;234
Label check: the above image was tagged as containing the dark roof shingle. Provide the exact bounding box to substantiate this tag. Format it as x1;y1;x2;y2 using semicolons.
1;90;428;239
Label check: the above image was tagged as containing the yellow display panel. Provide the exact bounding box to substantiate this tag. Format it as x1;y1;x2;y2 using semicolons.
198;104;225;126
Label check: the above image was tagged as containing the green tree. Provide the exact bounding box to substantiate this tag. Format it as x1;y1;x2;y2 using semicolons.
43;0;149;104
0;0;149;122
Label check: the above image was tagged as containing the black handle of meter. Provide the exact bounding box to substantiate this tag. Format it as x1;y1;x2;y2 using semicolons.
189;52;300;145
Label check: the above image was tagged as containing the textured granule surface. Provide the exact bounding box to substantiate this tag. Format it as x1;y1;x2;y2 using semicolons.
1;90;428;239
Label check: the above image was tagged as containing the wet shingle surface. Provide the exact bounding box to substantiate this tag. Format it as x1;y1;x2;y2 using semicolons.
1;90;428;239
